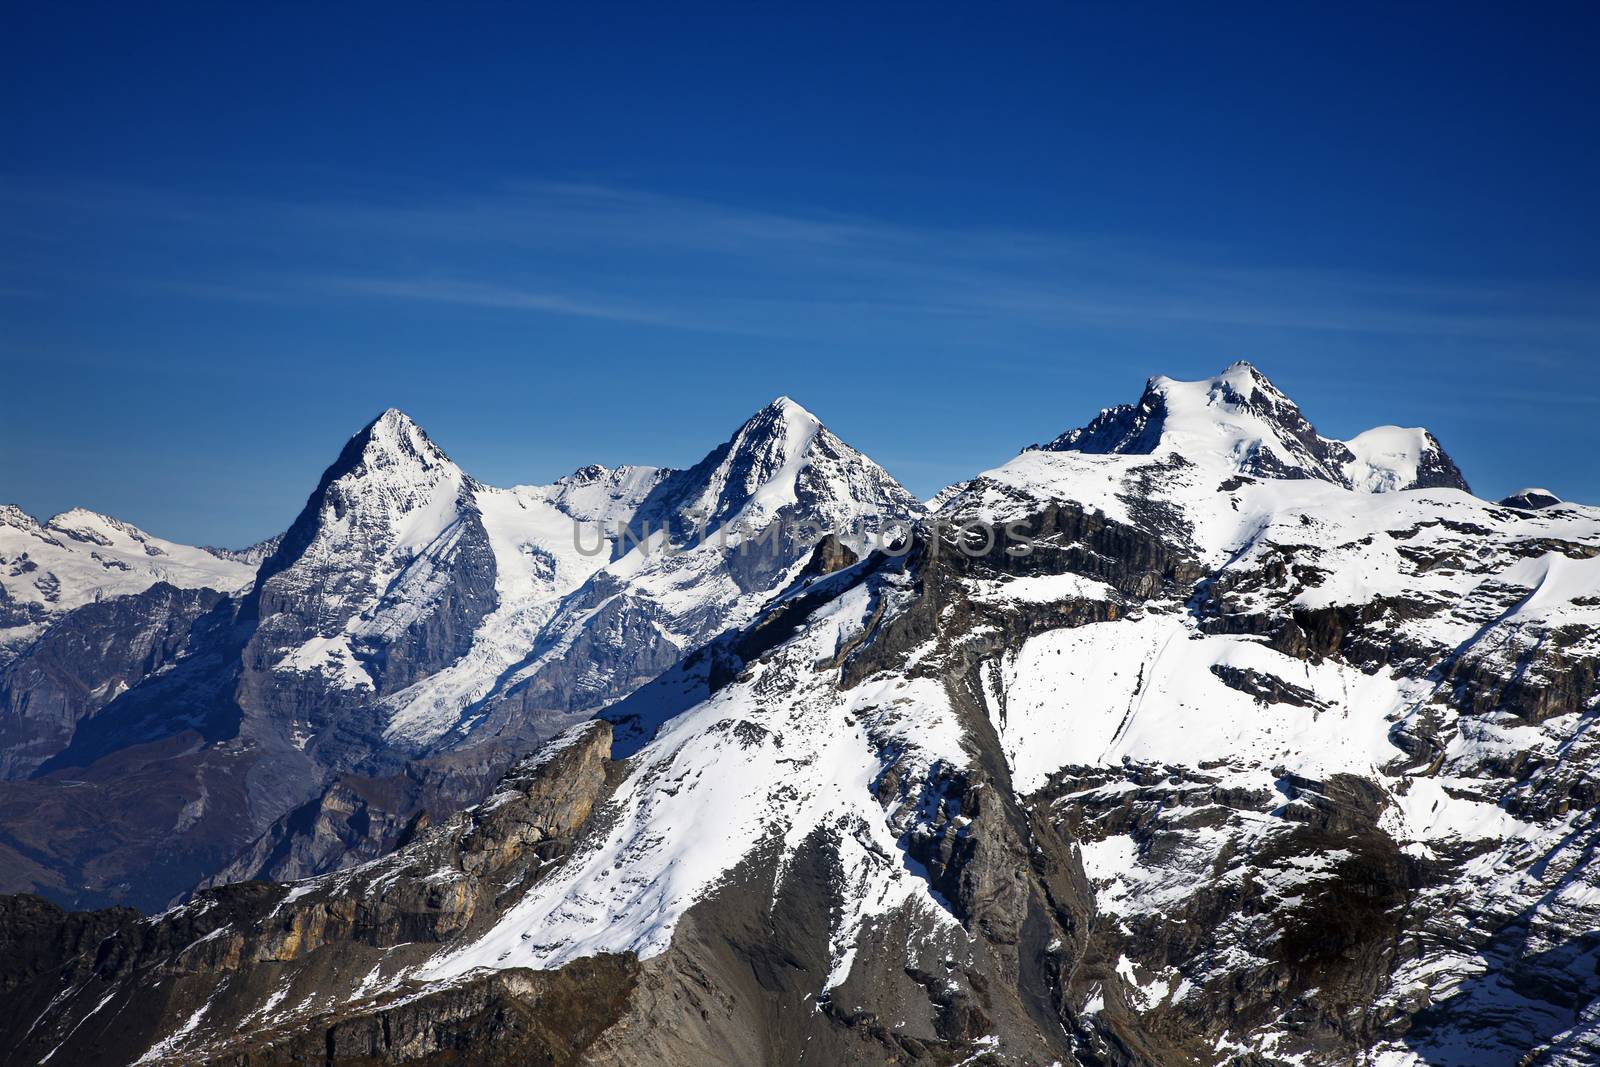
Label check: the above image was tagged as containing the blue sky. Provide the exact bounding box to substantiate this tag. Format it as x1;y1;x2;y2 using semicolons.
3;3;1597;546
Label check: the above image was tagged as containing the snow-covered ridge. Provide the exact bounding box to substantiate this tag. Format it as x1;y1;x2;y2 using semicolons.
1035;361;1470;494
382;396;927;747
0;503;257;658
217;396;922;750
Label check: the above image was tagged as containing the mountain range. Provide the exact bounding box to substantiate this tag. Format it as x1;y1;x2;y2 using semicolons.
2;362;1597;1066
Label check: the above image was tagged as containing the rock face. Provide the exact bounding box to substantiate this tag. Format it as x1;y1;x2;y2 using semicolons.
0;722;631;1067
0;581;227;778
3;364;1598;1066
206;398;927;892
1501;487;1564;510
235;408;503;776
192;741;524;888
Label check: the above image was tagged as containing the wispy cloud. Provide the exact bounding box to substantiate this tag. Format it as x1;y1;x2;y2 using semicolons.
4;176;1598;355
318;277;697;328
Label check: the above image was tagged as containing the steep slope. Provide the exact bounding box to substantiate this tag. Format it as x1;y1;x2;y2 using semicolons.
0;582;230;779
0;410;644;910
241;408;493;716
942;365;1600;1063
3;526;1116;1067
371;462;669;753
0;505;255;663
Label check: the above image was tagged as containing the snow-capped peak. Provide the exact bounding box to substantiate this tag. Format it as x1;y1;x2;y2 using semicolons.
1036;362;1468;493
634;395;916;540
351;407;456;476
307;409;465;525
1341;425;1467;494
250;410;479;692
1039;361;1346;481
283;410;471;573
0;503;257;660
761;393;821;425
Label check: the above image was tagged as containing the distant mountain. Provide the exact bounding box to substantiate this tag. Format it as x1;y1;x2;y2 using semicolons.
5;367;1599;1067
385;396;923;750
202;532;285;567
0;507;256;780
0;504;255;663
1035;360;1470;493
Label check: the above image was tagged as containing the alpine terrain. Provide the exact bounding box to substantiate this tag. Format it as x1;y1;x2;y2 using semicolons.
3;363;1598;1066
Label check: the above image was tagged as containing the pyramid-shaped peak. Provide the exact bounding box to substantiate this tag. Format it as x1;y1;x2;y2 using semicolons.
763;394;817;417
363;406;430;446
252;407;473;605
622;393;920;547
717;397;826;489
370;406;416;431
743;395;823;435
346;407;455;473
708;396;828;481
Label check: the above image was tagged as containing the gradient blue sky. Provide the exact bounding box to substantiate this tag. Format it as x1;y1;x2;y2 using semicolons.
3;3;1598;546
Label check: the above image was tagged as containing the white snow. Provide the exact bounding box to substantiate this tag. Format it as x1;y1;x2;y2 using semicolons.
133;999;211;1064
994;616;1404;794
1342;425;1434;493
0;504;256;657
381;477;655;744
416;578;965;990
384;398;922;746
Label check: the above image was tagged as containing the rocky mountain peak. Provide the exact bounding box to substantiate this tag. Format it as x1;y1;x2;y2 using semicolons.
1037;362;1469;493
0;504;43;534
634;396;917;541
273;409;470;561
346;407;457;480
1501;486;1563;510
246;409;487;699
723;395;824;481
757;393;818;422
